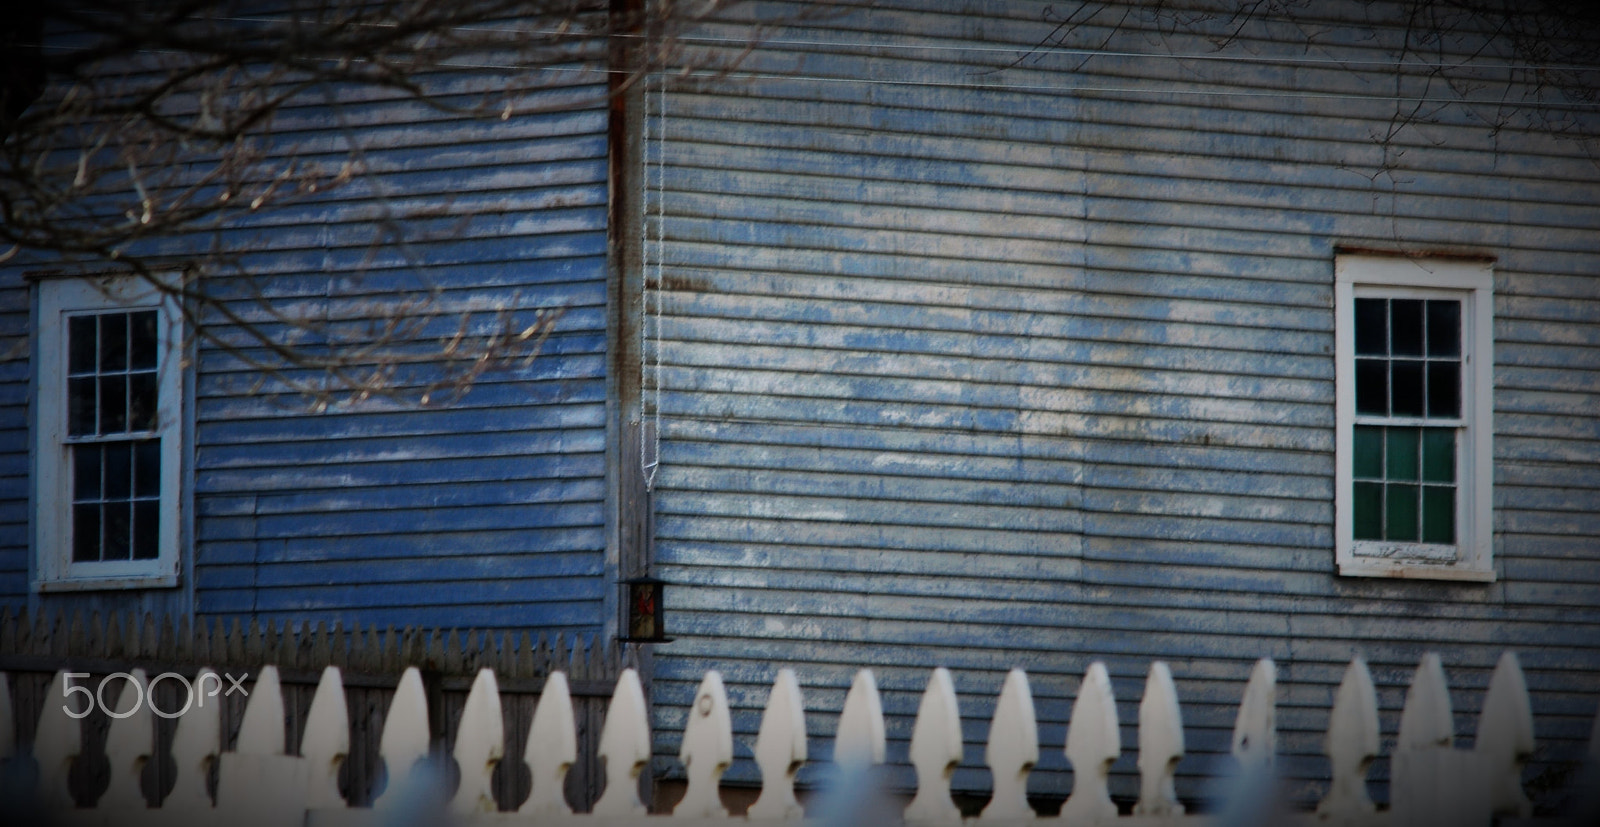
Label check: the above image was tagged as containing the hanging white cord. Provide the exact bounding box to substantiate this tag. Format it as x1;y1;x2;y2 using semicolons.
651;73;666;486
637;64;652;487
640;67;664;491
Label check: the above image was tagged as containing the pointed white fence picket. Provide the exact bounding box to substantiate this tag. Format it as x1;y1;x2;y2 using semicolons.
0;651;1591;826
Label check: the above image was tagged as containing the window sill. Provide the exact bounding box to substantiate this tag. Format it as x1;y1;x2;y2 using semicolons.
34;573;180;592
1338;559;1494;582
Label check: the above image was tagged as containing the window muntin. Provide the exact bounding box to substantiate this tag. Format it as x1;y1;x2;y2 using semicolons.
1350;296;1463;549
1334;255;1493;582
33;276;183;590
65;309;165;564
1352;425;1454;545
1353;298;1461;418
68;310;162;436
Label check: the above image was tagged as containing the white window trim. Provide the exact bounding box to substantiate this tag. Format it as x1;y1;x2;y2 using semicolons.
1334;254;1493;582
32;273;185;591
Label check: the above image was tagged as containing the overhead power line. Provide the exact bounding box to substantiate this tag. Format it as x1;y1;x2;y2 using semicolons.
653;32;1600;75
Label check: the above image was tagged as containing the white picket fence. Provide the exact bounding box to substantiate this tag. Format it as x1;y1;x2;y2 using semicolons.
2;651;1595;826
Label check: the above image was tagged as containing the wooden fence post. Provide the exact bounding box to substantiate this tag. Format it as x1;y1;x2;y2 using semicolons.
301;666;350;809
99;668;152;811
1134;661;1184;817
836;669;886;769
373;666;430;811
217;666;309;827
749;668;807;821
593;667;650;816
1392;653;1491;827
1233;658;1277;772
165;667;222;815
450;668;505;814
676;670;734;818
1317;657;1380;822
981;668;1038;821
522;670;578;816
905;667;963;823
1477;652;1535;819
35;671;79;811
1059;662;1119;825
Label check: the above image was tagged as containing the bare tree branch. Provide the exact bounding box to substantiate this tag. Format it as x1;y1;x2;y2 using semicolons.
1;0;740;411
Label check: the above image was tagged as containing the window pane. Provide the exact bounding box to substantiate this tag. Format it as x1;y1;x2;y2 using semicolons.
1391;299;1424;356
69;377;97;436
1427;301;1460;357
134;439;161;498
72;445;101;500
129;311;158;369
105;502;132;560
104;442;132;499
1391;360;1424;416
1422;487;1455;544
1422;429;1455;483
53;296;175;574
69;316;96;374
1387;428;1420;481
100;313;128;372
133;500;160;560
128;371;158;431
1427;361;1460;418
1356;359;1388;415
1353;482;1383;540
100;375;127;433
1353;426;1384;478
72;504;101;562
1355;299;1387;355
1386;483;1419;541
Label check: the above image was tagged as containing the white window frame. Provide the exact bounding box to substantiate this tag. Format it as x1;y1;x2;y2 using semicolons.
1335;254;1493;581
32;273;185;591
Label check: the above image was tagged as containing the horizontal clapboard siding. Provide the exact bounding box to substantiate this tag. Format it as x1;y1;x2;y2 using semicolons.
188;65;612;630
0;43;614;631
0;278;28;602
646;0;1600;808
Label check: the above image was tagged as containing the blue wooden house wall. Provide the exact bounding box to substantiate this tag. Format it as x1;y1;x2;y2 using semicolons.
0;284;21;598
3;0;1599;812
0;59;614;631
640;0;1600;807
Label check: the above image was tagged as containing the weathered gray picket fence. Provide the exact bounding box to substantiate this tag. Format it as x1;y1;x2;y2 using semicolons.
3;649;1595;826
0;609;624;811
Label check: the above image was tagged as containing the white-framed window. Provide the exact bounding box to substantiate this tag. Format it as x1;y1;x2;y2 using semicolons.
32;273;184;590
1335;254;1493;581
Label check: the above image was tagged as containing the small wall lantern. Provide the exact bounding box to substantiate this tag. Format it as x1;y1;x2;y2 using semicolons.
620;576;672;642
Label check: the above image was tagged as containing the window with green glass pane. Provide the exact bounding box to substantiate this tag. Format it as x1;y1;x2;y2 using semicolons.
1351;425;1456;544
1338;257;1491;579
